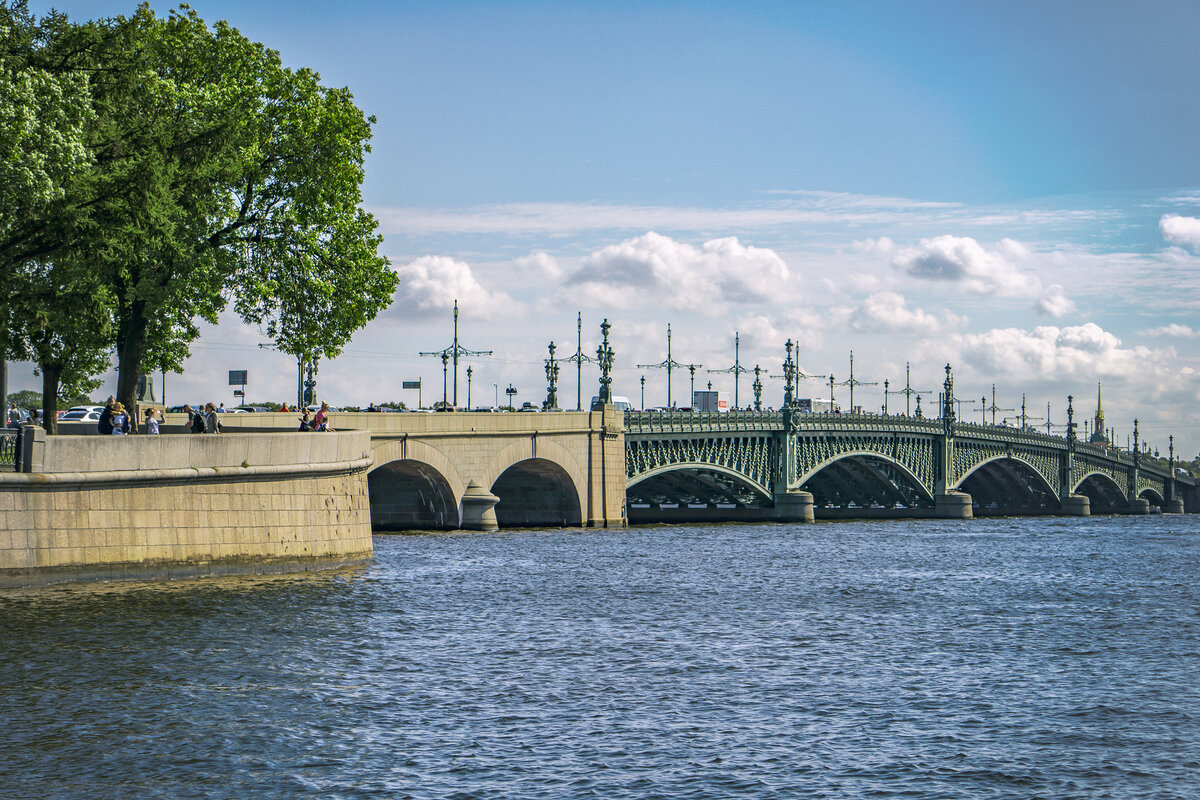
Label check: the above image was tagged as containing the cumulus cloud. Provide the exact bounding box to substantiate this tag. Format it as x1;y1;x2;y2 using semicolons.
892;235;1040;296
391;255;519;321
565;232;790;312
1160;214;1200;249
952;322;1168;381
848;292;961;336
1035;284;1076;317
514;250;562;281
1139;323;1198;338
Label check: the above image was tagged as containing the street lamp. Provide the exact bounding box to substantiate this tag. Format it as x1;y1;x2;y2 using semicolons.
466;366;473;409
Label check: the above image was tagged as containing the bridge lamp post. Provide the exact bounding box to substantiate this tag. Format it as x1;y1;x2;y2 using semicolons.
883;379;889;415
466;366;473;409
493;383;498;408
753;366;763;411
441;353;449;408
829;375;836;412
640;375;646;410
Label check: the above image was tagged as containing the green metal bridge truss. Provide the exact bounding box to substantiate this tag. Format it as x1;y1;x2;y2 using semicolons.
625;410;1187;514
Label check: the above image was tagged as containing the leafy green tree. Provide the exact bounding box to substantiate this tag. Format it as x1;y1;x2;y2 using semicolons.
2;4;396;427
11;258;113;432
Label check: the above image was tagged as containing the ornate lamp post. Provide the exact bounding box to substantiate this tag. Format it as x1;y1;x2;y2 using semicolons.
828;374;836;412
782;340;797;408
596;319;615;405
638;323;682;408
752;365;763;411
686;364;702;407
440;352;449;408
545;341;560;410
467;365;473;409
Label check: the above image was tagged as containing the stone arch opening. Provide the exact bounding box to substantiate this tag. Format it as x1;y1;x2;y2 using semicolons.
957;457;1059;515
1073;472;1128;514
368;459;458;530
801;454;934;509
491;458;582;528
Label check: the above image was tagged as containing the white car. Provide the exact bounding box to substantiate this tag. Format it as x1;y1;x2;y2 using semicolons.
59;408;101;422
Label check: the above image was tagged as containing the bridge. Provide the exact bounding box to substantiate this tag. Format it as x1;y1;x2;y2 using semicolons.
625;408;1189;522
207;366;1193;529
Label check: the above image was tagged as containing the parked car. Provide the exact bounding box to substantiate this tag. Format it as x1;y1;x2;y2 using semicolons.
235;406;272;413
59;408;101;422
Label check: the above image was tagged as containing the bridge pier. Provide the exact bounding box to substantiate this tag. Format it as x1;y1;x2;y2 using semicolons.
772;491;815;523
1062;495;1090;516
460;481;500;531
1164;498;1185;514
1128;498;1150;515
935;492;973;519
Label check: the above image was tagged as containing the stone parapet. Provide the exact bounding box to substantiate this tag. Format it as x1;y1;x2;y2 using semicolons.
0;431;374;589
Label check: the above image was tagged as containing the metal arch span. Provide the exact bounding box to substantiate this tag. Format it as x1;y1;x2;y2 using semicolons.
1071;469;1129;502
794;450;936;502
953;454;1060;498
627;461;774;501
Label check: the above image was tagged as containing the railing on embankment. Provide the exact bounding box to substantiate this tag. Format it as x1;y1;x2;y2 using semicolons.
0;429;374;589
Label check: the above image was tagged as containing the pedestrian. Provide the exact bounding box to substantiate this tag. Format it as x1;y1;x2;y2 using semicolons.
312;402;333;432
204;403;220;434
144;408;160;435
218;402;226;413
280;402;290;413
187;404;206;433
110;402;129;435
29;409;40;426
98;396;115;435
298;409;311;431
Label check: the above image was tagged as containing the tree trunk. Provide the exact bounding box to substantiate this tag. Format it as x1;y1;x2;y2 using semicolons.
115;302;150;434
0;357;7;411
41;363;61;436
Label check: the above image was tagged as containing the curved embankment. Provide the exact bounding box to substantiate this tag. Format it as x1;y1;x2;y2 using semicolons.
0;429;373;589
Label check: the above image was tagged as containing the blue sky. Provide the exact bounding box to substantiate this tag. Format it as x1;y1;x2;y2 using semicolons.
19;1;1200;457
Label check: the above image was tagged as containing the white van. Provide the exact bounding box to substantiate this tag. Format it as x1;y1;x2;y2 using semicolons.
591;395;633;412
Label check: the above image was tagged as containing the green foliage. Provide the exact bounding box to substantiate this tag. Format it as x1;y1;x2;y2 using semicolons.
1;2;395;421
6;389;38;408
380;401;407;410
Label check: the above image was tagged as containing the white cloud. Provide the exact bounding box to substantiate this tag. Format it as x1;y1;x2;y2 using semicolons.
390;255;519;321
892;235;1040;296
514;250;562;281
1160;214;1200;249
1139;323;1198;338
952;322;1170;381
848;291;961;336
564;232;790;312
1035;284;1076;317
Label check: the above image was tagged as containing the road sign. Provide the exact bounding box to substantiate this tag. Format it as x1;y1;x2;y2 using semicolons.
402;380;421;390
228;370;248;386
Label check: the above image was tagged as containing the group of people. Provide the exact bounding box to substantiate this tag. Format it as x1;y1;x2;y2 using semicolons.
181;403;222;434
98;397;165;435
299;402;333;432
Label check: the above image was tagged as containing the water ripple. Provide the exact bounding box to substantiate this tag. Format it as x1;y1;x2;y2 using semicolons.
1;515;1198;798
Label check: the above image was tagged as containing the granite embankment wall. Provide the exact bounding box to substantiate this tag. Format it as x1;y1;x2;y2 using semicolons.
0;430;374;589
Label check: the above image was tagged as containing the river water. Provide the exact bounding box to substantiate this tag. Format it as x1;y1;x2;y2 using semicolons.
2;516;1199;799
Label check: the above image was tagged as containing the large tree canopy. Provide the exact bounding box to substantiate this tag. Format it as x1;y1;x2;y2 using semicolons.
1;1;397;427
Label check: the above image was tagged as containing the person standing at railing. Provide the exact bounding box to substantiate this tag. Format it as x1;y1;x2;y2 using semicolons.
144;408;160;435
